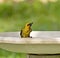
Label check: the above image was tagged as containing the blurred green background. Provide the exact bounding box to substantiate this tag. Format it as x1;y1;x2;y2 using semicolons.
0;48;27;58
0;0;60;32
0;0;60;58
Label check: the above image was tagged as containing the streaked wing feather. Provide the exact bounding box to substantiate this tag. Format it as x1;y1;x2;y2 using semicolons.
20;29;23;37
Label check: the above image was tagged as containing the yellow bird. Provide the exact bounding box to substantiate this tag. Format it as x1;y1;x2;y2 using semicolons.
20;22;33;38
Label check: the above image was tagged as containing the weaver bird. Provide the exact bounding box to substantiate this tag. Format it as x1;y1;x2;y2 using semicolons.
20;22;33;38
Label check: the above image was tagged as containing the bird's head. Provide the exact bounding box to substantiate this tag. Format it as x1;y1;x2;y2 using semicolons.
26;22;33;26
25;22;33;28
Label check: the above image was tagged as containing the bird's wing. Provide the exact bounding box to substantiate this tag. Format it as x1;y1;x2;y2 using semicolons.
20;29;23;37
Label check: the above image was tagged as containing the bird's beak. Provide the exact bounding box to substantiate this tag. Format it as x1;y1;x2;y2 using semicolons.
29;22;33;26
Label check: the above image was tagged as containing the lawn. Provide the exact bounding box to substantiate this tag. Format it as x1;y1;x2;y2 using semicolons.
0;48;26;58
0;0;60;32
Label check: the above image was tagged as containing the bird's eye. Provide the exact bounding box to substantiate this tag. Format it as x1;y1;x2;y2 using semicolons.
27;24;30;26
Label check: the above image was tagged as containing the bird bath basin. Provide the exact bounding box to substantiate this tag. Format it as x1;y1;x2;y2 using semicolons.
0;31;60;58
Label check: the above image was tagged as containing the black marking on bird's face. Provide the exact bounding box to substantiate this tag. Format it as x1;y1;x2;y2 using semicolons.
27;22;33;26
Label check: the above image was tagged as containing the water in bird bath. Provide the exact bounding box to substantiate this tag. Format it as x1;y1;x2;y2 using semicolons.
0;31;60;41
30;31;60;38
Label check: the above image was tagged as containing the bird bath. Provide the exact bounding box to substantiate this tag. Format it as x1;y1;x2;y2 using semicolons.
0;31;60;58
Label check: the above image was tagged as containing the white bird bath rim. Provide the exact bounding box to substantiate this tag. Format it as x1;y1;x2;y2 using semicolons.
0;31;60;54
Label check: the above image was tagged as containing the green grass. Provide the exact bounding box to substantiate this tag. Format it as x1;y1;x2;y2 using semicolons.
0;0;60;32
0;48;27;58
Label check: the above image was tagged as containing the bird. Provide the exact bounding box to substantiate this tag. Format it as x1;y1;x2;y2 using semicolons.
20;22;33;38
